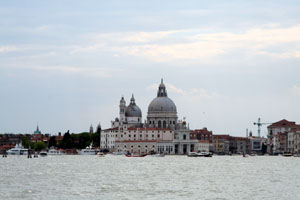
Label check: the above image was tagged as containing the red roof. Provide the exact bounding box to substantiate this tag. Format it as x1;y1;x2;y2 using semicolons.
190;128;213;135
268;119;296;128
127;127;171;131
213;134;230;140
115;140;158;143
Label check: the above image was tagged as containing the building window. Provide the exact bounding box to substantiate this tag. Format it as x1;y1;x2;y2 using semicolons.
183;135;186;140
158;134;160;138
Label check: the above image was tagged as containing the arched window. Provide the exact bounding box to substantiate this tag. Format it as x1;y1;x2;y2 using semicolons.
158;120;162;128
163;121;167;128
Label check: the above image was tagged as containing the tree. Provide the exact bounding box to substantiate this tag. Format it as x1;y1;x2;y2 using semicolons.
48;136;57;148
92;133;100;147
78;132;91;149
21;136;30;148
34;142;46;151
60;130;73;149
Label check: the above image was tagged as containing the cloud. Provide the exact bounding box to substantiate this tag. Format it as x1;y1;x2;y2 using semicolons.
0;45;23;53
69;25;300;63
6;65;121;78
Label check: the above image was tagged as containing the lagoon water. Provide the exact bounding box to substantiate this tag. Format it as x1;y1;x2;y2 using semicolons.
1;155;300;200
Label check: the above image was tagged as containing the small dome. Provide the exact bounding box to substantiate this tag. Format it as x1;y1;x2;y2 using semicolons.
125;94;142;117
125;105;142;117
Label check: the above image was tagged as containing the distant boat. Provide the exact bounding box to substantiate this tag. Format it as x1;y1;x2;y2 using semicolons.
48;147;66;155
97;152;105;157
283;153;293;157
125;153;146;157
7;143;28;155
77;144;98;155
39;151;48;156
188;151;212;157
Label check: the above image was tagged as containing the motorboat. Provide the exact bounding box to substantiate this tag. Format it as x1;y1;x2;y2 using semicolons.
125;153;147;157
188;151;212;157
77;144;97;155
97;152;105;157
7;143;28;155
283;153;293;157
48;147;66;155
39;151;48;156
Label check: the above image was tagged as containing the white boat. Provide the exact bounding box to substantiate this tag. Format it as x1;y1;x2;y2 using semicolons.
97;152;105;157
7;143;28;155
48;148;66;155
39;150;48;156
188;151;212;157
77;144;97;155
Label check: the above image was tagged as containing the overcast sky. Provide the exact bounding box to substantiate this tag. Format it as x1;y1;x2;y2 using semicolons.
1;0;300;136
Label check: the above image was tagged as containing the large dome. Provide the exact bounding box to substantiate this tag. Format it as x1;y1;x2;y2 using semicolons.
147;79;177;113
148;97;177;113
125;95;142;117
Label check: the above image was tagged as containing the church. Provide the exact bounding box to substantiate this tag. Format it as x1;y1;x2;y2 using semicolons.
100;79;198;154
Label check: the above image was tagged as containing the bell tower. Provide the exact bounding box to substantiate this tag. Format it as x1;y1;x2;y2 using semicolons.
119;96;126;122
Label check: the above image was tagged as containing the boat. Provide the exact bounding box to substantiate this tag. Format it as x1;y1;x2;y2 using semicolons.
39;150;48;156
97;152;105;157
294;154;300;157
188;151;212;157
283;153;293;157
77;143;97;155
125;153;147;157
7;143;28;155
48;147;66;155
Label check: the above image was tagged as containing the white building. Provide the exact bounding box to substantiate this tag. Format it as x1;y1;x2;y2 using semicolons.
267;119;297;154
101;79;197;154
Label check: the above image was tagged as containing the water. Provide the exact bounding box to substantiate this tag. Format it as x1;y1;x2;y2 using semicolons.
1;155;300;200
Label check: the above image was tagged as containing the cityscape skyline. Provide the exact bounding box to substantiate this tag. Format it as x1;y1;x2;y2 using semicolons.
1;1;300;136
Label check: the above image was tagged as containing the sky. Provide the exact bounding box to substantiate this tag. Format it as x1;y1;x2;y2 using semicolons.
1;0;300;136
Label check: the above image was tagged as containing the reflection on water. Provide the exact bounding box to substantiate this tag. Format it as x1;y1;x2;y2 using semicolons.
1;155;300;200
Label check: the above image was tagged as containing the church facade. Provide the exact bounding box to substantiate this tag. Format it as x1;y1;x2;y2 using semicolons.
100;79;198;155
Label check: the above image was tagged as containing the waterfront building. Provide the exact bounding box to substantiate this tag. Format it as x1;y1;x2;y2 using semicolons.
248;136;266;153
229;137;251;154
267;119;297;154
293;126;300;154
212;135;230;154
190;128;213;152
287;131;295;153
100;79;196;154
